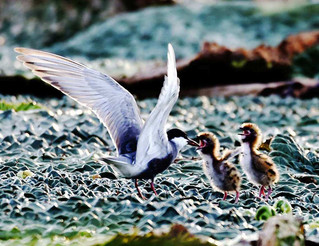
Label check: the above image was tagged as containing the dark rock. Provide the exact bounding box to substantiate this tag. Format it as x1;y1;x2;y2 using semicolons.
119;31;319;98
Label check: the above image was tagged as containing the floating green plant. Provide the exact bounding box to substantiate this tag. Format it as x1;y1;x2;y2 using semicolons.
231;59;247;68
256;205;276;221
274;200;292;214
17;170;34;179
0;101;41;111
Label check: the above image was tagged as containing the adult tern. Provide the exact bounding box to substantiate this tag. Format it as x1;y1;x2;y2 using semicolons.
15;44;199;199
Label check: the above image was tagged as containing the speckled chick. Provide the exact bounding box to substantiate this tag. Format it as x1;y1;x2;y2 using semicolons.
239;123;279;200
196;132;241;203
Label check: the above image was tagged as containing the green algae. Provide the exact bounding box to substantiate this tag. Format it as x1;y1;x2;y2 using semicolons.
0;101;41;112
255;206;276;221
274;199;292;214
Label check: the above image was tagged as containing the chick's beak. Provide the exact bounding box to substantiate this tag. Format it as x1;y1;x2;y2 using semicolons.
196;139;207;150
187;138;199;147
238;127;245;136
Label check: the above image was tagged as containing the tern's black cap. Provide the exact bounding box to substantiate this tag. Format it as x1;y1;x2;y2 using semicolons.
167;128;187;140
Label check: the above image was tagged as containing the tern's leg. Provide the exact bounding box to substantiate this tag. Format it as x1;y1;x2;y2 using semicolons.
134;179;146;200
150;179;158;196
259;186;265;198
223;191;227;200
265;186;272;201
235;191;240;203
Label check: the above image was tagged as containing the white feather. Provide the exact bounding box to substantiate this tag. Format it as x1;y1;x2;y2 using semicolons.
240;142;259;184
198;152;222;190
170;137;188;151
135;43;180;168
15;47;143;155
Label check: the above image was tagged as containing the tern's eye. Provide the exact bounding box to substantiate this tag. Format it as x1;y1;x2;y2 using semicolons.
244;130;250;135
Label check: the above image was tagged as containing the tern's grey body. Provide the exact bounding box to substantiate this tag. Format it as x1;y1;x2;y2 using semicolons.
15;44;198;198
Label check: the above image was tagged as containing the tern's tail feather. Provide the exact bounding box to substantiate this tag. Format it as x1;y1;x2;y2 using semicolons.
100;156;138;178
101;156;131;166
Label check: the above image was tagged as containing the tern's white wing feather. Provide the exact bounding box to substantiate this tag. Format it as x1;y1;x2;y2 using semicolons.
135;44;180;167
15;48;143;155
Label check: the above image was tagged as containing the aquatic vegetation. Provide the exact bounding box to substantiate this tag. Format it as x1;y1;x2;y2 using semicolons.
1;1;318;245
105;224;215;246
255;206;276;221
274;199;292;214
17;170;34;179
0;101;41;112
0;224;215;246
0;95;318;245
255;200;292;221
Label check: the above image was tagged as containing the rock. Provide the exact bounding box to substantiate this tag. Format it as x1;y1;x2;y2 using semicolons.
119;31;319;98
1;2;319;98
258;214;305;246
258;78;319;99
176;78;319;99
120;0;174;10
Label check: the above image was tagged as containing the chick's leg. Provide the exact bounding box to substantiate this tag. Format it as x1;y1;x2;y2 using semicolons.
265;186;272;201
259;186;265;198
223;191;227;200
235;191;240;203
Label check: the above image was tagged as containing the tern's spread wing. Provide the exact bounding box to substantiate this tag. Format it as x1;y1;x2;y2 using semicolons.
15;48;143;155
135;44;180;166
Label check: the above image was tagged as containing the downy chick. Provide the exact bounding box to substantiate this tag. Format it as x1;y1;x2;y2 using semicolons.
196;132;241;203
239;123;279;200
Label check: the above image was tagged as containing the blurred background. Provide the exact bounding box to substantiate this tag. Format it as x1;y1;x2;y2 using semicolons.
0;0;319;98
